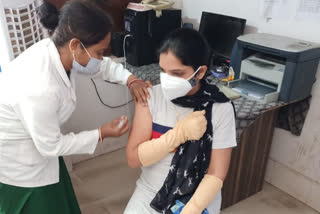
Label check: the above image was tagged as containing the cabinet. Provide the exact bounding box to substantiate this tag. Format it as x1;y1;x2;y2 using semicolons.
45;0;141;32
222;109;279;209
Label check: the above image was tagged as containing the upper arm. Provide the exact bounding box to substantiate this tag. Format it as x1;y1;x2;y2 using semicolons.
212;102;237;149
207;102;236;181
126;100;153;167
95;57;132;85
128;102;153;146
14;91;62;156
15;91;99;157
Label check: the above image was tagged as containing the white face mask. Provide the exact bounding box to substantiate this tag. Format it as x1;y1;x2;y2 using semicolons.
71;42;102;76
160;67;201;101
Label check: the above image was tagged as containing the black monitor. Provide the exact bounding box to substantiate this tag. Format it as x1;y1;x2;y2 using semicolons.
199;12;246;59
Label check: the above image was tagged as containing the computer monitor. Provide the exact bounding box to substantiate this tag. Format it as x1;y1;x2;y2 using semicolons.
199;12;246;59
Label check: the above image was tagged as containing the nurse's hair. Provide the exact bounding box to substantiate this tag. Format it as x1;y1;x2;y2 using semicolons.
37;0;112;48
158;28;211;72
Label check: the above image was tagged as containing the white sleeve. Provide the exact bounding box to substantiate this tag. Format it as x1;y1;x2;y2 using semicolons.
14;91;99;157
93;57;132;85
211;102;237;149
146;87;154;115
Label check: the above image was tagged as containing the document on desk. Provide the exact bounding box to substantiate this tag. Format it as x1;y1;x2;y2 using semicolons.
260;0;291;19
295;0;320;23
218;85;241;100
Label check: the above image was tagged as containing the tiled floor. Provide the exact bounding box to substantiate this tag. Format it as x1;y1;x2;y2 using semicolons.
70;148;319;214
221;183;319;214
70;148;141;214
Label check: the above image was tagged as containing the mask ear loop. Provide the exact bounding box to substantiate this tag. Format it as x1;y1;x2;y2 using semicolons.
80;42;92;58
187;66;201;81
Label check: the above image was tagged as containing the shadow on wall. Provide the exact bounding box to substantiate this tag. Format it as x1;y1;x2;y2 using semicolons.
244;25;258;34
182;18;199;30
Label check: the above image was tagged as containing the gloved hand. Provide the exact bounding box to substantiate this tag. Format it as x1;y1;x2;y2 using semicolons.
138;110;207;166
174;110;208;146
180;175;223;214
171;200;209;214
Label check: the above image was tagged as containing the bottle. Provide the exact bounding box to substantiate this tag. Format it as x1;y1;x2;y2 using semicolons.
228;66;235;81
221;66;235;82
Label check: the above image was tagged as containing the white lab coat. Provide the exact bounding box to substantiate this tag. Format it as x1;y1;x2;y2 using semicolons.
0;39;132;187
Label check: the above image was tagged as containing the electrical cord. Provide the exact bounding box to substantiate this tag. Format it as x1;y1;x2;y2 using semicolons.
91;79;133;109
90;33;134;109
123;34;133;114
123;34;132;69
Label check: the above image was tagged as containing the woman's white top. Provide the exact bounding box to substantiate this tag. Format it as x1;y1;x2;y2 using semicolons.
124;85;237;214
0;39;132;187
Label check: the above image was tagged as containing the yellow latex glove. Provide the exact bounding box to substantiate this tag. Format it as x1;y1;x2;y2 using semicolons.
138;110;207;166
181;175;223;214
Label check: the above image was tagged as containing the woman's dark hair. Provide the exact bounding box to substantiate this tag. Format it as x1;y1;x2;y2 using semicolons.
158;28;211;71
37;0;112;47
36;2;59;36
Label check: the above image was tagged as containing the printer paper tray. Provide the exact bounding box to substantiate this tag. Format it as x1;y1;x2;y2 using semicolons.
228;79;279;103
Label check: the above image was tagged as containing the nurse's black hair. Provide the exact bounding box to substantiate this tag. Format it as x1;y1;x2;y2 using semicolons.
37;0;112;48
158;28;211;72
36;2;59;36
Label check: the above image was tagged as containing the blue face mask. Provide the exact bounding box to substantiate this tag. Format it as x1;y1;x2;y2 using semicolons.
71;42;102;76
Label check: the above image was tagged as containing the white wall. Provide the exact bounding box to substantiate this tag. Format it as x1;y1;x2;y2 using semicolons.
62;74;134;166
176;0;320;211
176;0;320;42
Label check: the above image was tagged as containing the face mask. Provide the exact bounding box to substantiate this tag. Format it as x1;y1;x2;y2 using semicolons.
71;42;102;76
160;67;201;101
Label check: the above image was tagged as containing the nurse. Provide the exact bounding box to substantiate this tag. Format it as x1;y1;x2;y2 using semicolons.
0;1;149;213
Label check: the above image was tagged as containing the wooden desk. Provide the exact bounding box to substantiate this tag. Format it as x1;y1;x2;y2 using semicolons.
222;108;279;209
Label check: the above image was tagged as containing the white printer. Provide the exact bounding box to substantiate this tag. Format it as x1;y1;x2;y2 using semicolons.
230;53;285;103
229;33;320;103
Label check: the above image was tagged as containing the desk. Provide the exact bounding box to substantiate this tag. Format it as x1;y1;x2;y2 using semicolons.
221;108;279;209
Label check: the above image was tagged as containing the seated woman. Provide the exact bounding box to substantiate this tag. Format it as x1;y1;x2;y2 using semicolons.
125;28;237;214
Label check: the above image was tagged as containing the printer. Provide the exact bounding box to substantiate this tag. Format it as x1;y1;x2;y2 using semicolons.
229;33;320;103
